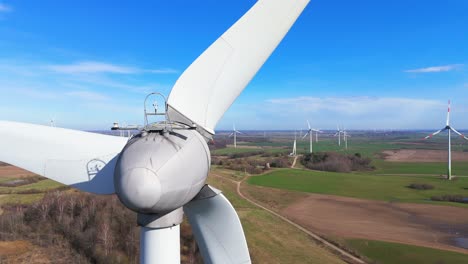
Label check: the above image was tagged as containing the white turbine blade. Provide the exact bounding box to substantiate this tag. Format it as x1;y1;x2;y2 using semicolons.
423;128;444;139
0;121;128;194
236;130;244;135
446;100;451;126
167;0;310;134
302;131;310;139
306;120;311;130
184;188;251;264
228;133;234;137
450;127;468;141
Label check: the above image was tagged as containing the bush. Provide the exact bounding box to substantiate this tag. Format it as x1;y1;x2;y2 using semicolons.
431;194;468;203
408;183;434;190
301;152;373;173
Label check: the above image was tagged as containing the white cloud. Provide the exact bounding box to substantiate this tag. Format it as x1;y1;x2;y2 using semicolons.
0;3;12;13
46;61;178;75
146;68;179;74
404;64;463;73
219;96;453;130
266;96;441;116
66;90;110;101
47;61;137;74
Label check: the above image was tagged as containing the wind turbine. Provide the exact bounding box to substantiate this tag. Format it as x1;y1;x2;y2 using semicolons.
313;128;321;142
423;100;468;180
343;128;351;150
334;125;344;146
48;116;56;127
290;131;297;156
229;124;243;148
0;1;311;263
302;120;319;153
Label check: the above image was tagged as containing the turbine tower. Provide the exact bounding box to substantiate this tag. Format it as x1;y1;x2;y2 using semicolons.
334;125;344;146
290;131;297;156
0;1;311;263
423;100;468;180
229;124;243;148
303;120;319;153
343;128;351;150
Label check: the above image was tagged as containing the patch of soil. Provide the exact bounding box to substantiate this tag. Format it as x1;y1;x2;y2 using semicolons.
382;149;468;162
282;193;468;254
0;240;74;263
0;166;36;178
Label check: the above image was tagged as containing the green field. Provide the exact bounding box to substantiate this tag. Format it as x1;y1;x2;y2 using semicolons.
346;239;468;264
211;146;288;156
373;160;468;176
0;178;65;205
207;174;345;264
248;168;468;206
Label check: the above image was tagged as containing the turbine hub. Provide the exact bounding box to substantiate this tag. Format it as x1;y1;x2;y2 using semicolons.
114;128;210;214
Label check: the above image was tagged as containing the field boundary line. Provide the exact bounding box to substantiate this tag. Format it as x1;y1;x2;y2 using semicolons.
211;173;366;264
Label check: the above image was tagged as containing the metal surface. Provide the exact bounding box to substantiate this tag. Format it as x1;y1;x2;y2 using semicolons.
140;225;180;264
0;121;128;194
138;207;184;228
184;189;251;264
114;129;210;214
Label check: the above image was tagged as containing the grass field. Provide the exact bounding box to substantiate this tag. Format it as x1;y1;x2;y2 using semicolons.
345;239;468;264
0;178;65;205
211;146;288;156
248;168;468;206
207;174;345;264
373;159;468;176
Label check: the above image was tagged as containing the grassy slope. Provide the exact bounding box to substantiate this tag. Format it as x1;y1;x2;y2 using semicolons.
248;168;468;206
207;174;345;264
346;239;468;264
0;179;65;205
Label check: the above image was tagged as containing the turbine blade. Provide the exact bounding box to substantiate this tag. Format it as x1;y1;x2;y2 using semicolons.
0;121;128;194
184;185;251;264
166;0;310;134
307;120;311;130
302;132;309;139
450;127;468;141
423;128;444;139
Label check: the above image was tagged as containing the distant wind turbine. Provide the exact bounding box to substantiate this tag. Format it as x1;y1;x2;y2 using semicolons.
48;116;56;127
229;124;243;148
290;131;297;156
343;128;351;150
334;125;344;146
423;100;468;180
302;120;319;153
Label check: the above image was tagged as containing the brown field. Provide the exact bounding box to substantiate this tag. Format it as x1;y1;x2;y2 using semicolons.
0;240;77;263
0;165;36;178
282;193;468;254
383;149;468;162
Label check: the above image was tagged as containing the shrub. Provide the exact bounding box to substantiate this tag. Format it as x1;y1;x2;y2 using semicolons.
408;183;434;190
301;152;373;173
431;194;468;203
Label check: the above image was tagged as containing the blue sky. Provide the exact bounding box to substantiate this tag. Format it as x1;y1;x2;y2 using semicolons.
0;0;467;131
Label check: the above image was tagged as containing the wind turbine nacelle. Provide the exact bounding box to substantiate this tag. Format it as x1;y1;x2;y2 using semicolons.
114;129;210;214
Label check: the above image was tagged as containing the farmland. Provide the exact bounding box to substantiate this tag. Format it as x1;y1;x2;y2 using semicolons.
211;130;468;263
